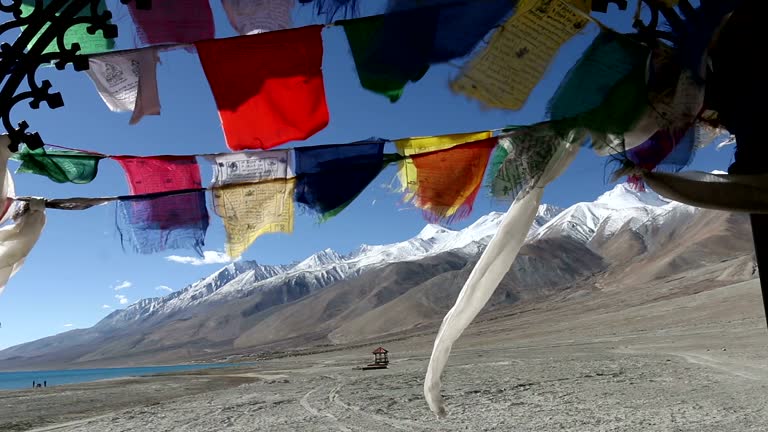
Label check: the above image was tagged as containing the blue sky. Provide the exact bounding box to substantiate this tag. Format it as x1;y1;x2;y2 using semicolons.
0;1;732;350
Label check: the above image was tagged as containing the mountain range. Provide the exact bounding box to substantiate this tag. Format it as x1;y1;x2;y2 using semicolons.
0;183;757;370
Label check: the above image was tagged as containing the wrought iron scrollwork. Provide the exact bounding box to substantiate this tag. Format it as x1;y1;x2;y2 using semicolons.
0;0;150;152
632;0;693;45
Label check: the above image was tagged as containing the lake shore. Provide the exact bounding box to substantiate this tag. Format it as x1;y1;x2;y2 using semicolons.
3;279;768;431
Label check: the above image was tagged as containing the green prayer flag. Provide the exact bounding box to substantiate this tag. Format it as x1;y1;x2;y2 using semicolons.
19;0;115;56
341;16;428;103
13;147;102;184
547;32;650;138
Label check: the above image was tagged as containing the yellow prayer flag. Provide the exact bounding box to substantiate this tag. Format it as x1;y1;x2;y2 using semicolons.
451;0;590;110
394;131;493;197
213;178;295;258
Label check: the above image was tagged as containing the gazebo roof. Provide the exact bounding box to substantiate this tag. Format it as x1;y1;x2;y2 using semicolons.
372;347;388;354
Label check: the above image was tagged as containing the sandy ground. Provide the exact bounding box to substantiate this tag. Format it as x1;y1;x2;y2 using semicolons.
2;278;768;431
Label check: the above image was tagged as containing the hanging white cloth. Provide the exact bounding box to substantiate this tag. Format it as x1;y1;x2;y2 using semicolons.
0;198;46;297
222;0;294;35
0;135;15;224
423;136;582;417
86;48;161;125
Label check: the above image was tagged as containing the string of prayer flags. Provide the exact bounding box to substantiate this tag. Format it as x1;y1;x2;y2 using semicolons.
294;139;387;221
208;151;294;258
196;26;329;151
342;0;516;102
85;49;161;125
114;156;209;255
0;199;46;297
490;125;587;199
19;0;115;56
396;131;493;201
12;146;103;184
547;31;650;141
451;0;590;110
127;0;214;46
222;0;294;35
400;136;497;222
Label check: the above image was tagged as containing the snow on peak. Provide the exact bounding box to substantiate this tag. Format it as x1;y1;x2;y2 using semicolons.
594;183;669;209
416;224;453;241
537;204;562;219
291;248;344;272
532;182;694;244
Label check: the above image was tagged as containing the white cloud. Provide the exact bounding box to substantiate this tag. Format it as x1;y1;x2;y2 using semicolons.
63;323;73;327
115;294;128;305
102;304;112;309
112;280;132;291
155;285;173;293
165;251;238;266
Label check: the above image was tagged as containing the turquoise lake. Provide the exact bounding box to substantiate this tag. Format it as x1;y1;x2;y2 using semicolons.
0;363;238;390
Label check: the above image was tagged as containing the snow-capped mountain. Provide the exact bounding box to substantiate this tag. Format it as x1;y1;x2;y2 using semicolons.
1;181;754;369
100;203;565;326
532;183;697;245
98;260;289;328
75;185;683;329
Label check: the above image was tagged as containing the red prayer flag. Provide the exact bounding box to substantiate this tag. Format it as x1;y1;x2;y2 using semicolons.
128;0;214;46
113;156;205;228
195;26;329;150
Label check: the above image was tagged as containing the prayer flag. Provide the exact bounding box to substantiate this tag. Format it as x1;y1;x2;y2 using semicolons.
490;125;586;199
342;0;516;101
213;180;295;259
19;0;115;55
222;0;294;35
196;26;329;150
396;131;493;200
547;31;650;138
401;137;497;222
207;151;294;258
0;199;46;297
294;139;386;220
86;48;161;125
13;146;102;184
451;0;590;110
113;156;208;255
0;136;15;224
208;150;293;185
128;0;214;46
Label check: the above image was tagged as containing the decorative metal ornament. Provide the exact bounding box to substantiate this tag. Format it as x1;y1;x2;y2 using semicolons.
0;0;150;152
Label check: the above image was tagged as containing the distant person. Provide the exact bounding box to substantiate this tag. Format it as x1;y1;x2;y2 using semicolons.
32;380;35;388
43;381;46;388
36;383;41;388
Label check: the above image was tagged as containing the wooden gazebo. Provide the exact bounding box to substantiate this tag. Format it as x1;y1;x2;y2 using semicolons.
372;347;389;365
362;346;389;370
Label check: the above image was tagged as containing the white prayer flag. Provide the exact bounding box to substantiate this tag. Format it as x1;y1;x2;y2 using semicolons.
222;0;294;35
86;49;161;125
